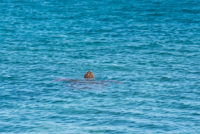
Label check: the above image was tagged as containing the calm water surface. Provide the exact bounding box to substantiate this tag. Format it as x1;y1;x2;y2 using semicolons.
1;0;200;133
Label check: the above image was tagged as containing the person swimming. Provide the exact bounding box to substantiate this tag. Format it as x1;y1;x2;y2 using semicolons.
53;70;95;81
52;70;122;85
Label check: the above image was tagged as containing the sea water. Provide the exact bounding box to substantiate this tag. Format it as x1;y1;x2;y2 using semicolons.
0;0;200;133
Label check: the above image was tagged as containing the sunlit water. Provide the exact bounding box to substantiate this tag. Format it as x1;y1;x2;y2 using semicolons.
1;0;200;133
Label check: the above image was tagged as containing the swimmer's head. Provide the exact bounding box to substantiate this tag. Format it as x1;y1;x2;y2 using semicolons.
84;71;94;78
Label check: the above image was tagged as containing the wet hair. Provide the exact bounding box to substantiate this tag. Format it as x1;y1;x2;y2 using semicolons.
84;71;94;78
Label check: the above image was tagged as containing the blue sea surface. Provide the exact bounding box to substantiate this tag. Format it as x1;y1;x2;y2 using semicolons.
1;0;200;133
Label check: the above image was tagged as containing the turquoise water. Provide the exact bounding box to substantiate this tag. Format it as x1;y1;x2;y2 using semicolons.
1;0;200;133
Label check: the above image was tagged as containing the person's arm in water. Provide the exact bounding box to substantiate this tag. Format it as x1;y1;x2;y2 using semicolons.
107;80;123;84
52;78;80;82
